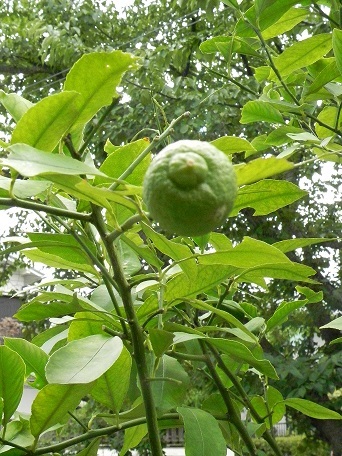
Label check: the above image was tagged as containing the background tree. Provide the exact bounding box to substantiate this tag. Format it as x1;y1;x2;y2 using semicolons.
0;0;341;454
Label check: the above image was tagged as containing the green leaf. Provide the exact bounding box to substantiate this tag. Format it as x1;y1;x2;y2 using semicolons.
30;383;93;437
149;329;174;358
11;91;80;152
209;339;278;379
189;299;257;342
266;126;305;146
46;174;137;211
0;419;34;454
236;0;300;37
266;299;310;331
211;136;256;154
200;36;259;57
14;295;83;322
75;438;101;456
0;90;34;122
240;101;285;124
2;143;104;178
0;346;25;426
333;29;342;75
273;34;332;77
152;355;190;414
0;176;51;199
177;407;227;456
266;386;285;425
98;138;151;186
231;180;307;216
165;263;237;303
91;347;132;414
284;398;342;420
320;316;342;331
45;334;123;384
315;106;341;139
3;338;48;389
199;236;291;268
141;223;196;278
120;424;148;456
262;8;308;40
23;248;98;276
64;51;137;131
239;262;317;286
273;237;335;253
221;0;239;8
235;157;294;185
305;60;341;96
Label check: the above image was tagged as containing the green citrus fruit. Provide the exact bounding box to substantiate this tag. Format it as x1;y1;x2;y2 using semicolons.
142;140;237;236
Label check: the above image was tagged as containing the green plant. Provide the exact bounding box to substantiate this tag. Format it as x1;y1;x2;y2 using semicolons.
0;2;341;456
251;435;330;456
142;139;237;236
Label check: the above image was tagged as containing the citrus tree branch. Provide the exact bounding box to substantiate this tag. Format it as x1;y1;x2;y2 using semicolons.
208;344;283;456
90;204;164;456
199;340;258;456
0;197;92;222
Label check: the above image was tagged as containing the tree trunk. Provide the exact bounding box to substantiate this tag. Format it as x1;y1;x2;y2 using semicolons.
312;419;342;456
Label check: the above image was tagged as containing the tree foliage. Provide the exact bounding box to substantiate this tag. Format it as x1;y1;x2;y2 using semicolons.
0;1;341;455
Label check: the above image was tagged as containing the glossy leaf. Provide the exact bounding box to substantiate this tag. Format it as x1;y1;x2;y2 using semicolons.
209;338;278;379
333;29;342;75
240;101;284;124
305;60;340;96
11;91;80;151
120;424;148;456
189;299;257;342
165;263;237;303
45;334;123;384
320;316;342;331
267;299;309;332
315;106;341;138
199;236;291;268
0;90;34;122
0;176;51;199
231;180;307;216
64;51;137;131
149;329;174;358
14;295;83;322
91;347;132;414
239;262;317;285
98;138;151;186
0;346;25;426
151;355;190;414
30;383;93;437
273;237;335;253
2;143;104;177
273;34;332;77
266;386;285;425
177;407;227;456
211;136;256;154
75;438;101;456
46;174;137;211
262;8;308;40
142;223;196;278
284;398;342;420
3;338;48;389
235;157;294;185
0;419;34;453
236;0;299;37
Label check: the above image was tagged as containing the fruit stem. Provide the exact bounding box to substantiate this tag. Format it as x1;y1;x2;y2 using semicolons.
108;111;191;191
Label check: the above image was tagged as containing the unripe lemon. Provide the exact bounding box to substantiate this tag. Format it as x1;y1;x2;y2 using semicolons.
142;140;237;236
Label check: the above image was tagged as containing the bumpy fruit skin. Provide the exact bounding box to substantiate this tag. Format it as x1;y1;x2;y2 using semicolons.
142;140;237;236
